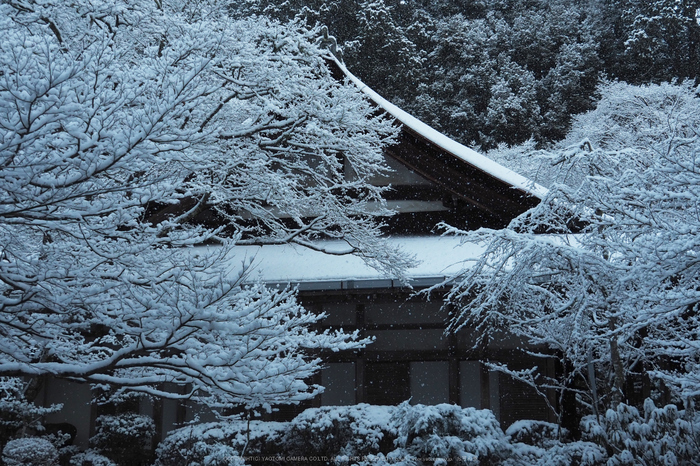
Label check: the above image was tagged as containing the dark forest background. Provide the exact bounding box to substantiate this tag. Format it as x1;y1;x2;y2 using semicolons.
235;0;700;149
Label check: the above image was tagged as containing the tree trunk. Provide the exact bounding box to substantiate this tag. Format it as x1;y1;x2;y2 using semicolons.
609;317;626;407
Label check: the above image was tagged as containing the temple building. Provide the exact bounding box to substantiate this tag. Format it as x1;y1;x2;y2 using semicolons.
38;57;552;447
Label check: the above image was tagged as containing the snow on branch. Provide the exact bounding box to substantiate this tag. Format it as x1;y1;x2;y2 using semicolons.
0;0;401;409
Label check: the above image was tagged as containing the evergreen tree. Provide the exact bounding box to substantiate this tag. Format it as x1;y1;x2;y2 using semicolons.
623;0;700;81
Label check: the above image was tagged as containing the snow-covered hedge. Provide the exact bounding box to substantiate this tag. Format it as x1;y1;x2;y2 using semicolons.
90;414;155;466
2;437;59;466
154;401;700;465
69;449;117;466
582;399;700;465
283;404;396;464
387;402;510;465
156;403;512;465
506;420;565;448
505;420;605;466
155;420;287;466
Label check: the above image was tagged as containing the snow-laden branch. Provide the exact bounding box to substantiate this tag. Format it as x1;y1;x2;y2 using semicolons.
441;81;700;418
0;0;403;409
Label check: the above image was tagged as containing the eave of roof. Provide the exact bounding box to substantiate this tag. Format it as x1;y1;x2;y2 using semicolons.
209;236;484;291
329;57;549;203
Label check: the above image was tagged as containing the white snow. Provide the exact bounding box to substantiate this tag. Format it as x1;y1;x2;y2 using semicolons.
210;236;484;289
331;57;549;200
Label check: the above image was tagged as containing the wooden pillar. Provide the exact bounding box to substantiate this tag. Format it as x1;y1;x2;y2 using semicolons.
355;303;366;404
311;371;323;408
480;362;491;410
175;384;188;425
152;385;164;442
448;333;460;405
89;395;98;439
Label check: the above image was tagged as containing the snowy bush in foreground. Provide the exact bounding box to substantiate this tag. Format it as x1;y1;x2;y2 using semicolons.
581;399;700;465
157;404;700;465
69;449;117;466
157;404;511;465
279;403;509;465
0;377;62;447
388;402;510;465
2;437;58;466
155;420;287;466
524;442;606;466
504;420;605;466
90;414;155;466
506;420;566;448
284;404;396;464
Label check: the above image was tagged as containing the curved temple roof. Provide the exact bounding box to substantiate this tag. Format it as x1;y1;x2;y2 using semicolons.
201;57;552;291
328;56;548;223
217;58;552;291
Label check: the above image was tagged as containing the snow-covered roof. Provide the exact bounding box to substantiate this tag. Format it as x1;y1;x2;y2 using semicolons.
216;236;483;291
205;60;553;292
332;58;549;200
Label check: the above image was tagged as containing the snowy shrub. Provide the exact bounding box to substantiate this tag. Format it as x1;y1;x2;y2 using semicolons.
69;449;117;466
0;377;62;449
0;399;62;439
506;420;566;448
2;437;59;466
539;442;606;466
505;439;605;466
90;414;155;466
389;402;510;465
581;399;700;465
155;420;287;466
45;433;77;466
503;420;605;466
283;404;396;465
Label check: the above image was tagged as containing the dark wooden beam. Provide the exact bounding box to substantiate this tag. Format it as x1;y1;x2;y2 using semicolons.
386;128;540;222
